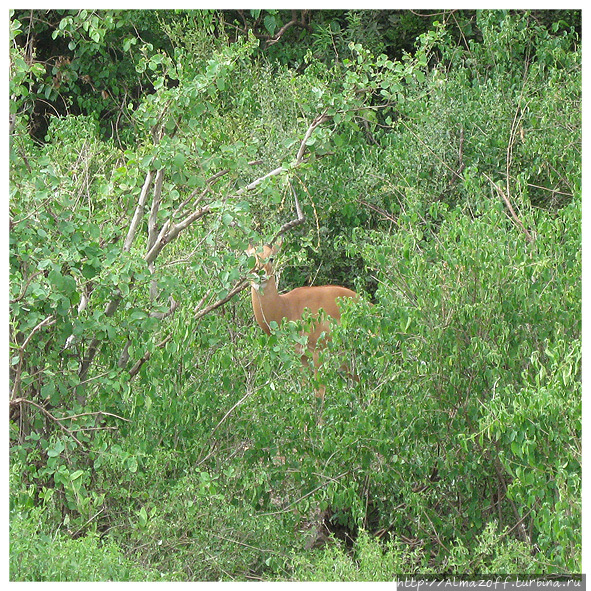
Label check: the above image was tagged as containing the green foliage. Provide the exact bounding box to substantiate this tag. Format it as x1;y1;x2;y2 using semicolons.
116;469;298;580
9;13;46;120
10;9;580;582
285;524;535;581
287;530;430;581
9;487;160;581
343;199;581;572
11;9;174;142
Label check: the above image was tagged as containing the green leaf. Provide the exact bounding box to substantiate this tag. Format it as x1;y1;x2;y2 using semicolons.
138;506;148;528
127;456;138;473
510;440;522;458
47;440;65;458
264;14;277;36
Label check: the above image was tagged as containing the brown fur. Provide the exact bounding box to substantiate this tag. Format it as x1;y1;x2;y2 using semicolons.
247;242;357;396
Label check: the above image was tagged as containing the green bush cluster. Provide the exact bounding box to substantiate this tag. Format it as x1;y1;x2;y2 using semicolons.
10;9;580;581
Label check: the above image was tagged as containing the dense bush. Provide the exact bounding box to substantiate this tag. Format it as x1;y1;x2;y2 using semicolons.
10;9;580;581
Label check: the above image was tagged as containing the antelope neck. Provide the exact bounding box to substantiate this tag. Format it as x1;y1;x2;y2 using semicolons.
251;274;285;332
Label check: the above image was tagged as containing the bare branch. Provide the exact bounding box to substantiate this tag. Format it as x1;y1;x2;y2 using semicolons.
145;160;259;267
148;169;165;300
234;165;286;196
230;113;329;200
172;160;263;219
128;333;174;378
144;204;212;266
194;279;250;322
193;289;212;314
54;410;131;423
296;111;330;164
526;183;572;198
124;169;154;252
270;182;305;246
150;296;179;320
209;387;256;438
11;315;56;400
148;168;165;252
261;10;313;46
118;339;131;368
483;173;534;244
10;397;84;447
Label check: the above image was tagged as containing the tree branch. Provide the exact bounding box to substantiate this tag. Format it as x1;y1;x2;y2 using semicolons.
10;397;84;447
149;295;179;319
144;204;212;266
229;112;330;201
483;173;534;244
270;182;305;246
11;315;55;400
10;270;44;304
123;169;154;252
143;160;264;267
263;10;313;46
193;279;251;321
128;332;173;378
296;110;329;164
78;291;122;389
147;168;165;253
148;169;165;300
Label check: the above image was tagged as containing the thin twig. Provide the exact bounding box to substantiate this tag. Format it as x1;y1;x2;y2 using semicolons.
420;507;449;552
483;173;534;244
10;270;44;304
10;315;56;400
70;507;105;538
54;410;130;423
209;385;260;439
259;471;350;517
491;443;531;545
399;119;464;182
270;182;305;246
527;183;572;198
194;279;250;321
10;397;84;447
128;333;174;378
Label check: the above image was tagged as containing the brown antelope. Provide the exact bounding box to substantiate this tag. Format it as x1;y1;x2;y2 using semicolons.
246;239;357;396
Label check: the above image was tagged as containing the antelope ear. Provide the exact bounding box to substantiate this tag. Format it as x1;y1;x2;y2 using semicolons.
273;237;283;252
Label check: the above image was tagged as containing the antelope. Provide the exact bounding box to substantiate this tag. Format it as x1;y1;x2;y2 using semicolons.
246;239;357;397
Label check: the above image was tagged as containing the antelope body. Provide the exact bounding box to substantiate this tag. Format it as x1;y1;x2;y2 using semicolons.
247;242;357;394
